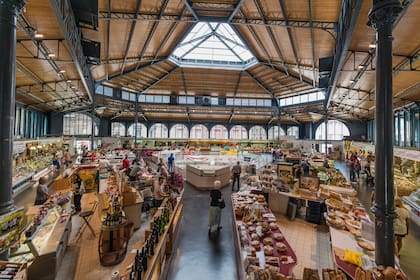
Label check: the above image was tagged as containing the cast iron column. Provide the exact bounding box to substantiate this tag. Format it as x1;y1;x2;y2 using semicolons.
0;0;26;216
324;113;328;155
134;97;139;147
368;0;402;267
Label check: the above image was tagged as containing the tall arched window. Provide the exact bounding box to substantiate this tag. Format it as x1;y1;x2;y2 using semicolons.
169;124;189;138
111;122;126;137
190;124;209;139
230;125;247;139
127;123;147;138
315;120;350;140
149;123;168;138
287;126;299;139
210;125;228;139
63;113;98;136
249;125;266;140
268;126;286;140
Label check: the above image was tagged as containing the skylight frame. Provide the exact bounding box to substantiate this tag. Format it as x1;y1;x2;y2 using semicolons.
170;22;257;70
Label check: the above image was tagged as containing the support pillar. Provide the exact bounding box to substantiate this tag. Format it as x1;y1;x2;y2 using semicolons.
134;97;139;148
368;0;402;267
0;0;26;261
0;0;26;215
324;113;328;155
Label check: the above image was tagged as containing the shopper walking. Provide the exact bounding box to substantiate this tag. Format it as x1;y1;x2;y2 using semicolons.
231;161;242;191
355;159;361;181
349;161;356;182
394;197;409;256
34;177;50;205
72;173;85;213
208;181;224;235
168;153;175;173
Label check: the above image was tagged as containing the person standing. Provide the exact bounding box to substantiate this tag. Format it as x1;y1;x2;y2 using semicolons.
34;177;50;205
129;161;141;182
64;149;71;168
394;197;409;256
208;181;223;235
349;161;356;182
168;153;175;173
153;177;168;208
231;161;242;191
122;154;130;174
52;153;60;172
72;173;85;213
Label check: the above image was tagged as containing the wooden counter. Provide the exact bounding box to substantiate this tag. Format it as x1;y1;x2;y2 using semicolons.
118;191;184;280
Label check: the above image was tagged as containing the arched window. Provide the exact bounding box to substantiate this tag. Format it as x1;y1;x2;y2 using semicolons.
249;125;266;140
190;124;209;139
169;124;189;138
111;122;126;137
268;126;286;140
315;120;350;140
149;123;168;138
127;123;147;138
230;125;247;139
287;126;299;139
210;125;228;139
63;113;98;136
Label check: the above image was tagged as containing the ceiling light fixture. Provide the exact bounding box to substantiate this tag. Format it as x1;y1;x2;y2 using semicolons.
357;65;364;69
34;33;44;39
48;53;56;58
349;80;355;83
369;44;376;48
67;80;71;83
59;70;65;73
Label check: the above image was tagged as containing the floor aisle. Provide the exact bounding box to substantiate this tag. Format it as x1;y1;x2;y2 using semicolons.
167;182;238;280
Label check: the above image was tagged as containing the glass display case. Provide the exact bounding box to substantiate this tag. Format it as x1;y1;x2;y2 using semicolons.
9;206;72;280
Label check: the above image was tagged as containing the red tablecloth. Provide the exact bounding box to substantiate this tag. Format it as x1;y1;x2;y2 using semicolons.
237;208;297;276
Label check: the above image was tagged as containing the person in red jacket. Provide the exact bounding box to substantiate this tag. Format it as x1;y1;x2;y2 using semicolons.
122;154;130;175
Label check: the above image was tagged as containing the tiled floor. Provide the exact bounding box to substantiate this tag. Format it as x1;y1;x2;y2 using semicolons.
275;215;334;278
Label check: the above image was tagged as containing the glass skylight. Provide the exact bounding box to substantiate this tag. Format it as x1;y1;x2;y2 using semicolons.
170;22;257;70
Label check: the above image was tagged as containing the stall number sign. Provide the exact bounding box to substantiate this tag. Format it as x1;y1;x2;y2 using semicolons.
13;142;26;153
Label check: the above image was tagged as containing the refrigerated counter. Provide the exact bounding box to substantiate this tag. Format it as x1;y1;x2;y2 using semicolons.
186;164;231;190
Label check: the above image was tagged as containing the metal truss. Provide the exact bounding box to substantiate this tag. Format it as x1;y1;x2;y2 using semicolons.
97;11;336;31
50;0;95;102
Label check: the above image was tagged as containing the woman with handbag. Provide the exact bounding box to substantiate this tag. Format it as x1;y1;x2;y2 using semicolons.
208;181;224;235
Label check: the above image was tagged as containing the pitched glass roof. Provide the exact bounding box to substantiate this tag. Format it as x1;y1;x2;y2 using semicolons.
170;22;257;70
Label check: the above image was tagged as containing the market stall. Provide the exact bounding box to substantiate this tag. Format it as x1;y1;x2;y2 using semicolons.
232;192;297;279
117;190;184;280
9;195;72;280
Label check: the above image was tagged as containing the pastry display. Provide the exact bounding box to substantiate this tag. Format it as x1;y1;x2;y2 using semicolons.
349;227;362;238
264;245;274;256
248;226;256;233
263;237;273;246
357;239;375;251
265;256;279;266
276;242;287;252
251;240;261;248
249;246;256;256
326;215;345;229
345;219;361;230
325;198;342;209
269;222;278;230
251;233;259;240
273;233;284;241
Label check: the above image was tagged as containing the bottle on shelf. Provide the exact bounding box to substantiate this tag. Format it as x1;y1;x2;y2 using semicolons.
141;247;148;271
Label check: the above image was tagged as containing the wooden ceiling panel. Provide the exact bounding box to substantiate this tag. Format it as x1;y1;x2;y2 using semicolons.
311;0;341;22
393;1;420;55
349;2;375;52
